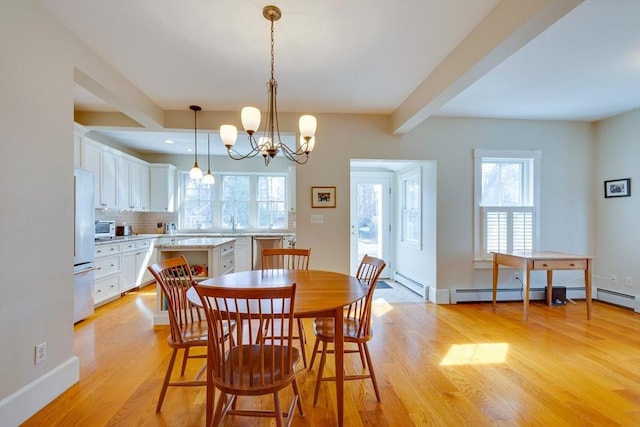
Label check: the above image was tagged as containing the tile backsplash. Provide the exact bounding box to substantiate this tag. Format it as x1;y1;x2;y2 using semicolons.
95;211;178;234
95;210;297;234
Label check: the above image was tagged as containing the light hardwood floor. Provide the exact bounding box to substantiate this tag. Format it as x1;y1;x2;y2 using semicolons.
25;283;640;426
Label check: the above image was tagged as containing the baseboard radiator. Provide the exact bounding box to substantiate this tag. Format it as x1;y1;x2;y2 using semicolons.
394;272;424;290
451;287;586;304
597;288;636;310
452;286;637;310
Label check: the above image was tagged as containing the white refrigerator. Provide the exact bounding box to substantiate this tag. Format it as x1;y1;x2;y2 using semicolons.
73;168;97;323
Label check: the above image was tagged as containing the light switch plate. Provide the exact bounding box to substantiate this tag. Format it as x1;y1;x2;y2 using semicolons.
310;214;324;224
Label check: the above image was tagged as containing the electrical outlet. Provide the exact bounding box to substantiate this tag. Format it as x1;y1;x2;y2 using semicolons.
35;342;47;364
610;273;617;284
514;272;521;281
625;277;633;287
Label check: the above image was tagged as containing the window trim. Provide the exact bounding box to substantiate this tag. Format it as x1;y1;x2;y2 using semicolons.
473;149;541;268
399;166;422;249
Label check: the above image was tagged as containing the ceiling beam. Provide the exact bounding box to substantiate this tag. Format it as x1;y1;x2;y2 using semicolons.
390;0;583;135
73;67;164;130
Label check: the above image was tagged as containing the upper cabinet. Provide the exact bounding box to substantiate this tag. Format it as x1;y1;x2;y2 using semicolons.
78;129;157;212
118;156;150;211
82;138;118;210
149;164;176;212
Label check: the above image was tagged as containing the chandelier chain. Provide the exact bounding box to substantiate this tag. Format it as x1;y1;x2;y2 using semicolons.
270;16;275;83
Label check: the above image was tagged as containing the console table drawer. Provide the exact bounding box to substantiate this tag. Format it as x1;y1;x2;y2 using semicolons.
533;259;586;270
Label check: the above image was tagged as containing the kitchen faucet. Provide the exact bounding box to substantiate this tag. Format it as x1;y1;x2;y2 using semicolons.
230;215;236;233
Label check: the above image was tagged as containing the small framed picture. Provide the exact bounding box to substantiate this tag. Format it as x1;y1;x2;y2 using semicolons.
311;186;336;208
604;178;631;198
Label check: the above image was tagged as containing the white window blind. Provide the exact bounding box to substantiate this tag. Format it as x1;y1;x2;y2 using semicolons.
481;206;534;257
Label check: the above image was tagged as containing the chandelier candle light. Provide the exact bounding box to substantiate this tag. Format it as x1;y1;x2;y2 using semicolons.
220;5;317;166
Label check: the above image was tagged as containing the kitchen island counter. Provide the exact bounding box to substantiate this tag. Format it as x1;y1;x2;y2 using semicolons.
154;237;236;325
155;237;235;249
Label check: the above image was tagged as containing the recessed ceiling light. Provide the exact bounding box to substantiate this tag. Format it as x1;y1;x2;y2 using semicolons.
164;139;174;144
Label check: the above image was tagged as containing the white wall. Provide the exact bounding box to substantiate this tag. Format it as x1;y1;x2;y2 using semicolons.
594;109;640;308
0;2;78;424
294;115;596;295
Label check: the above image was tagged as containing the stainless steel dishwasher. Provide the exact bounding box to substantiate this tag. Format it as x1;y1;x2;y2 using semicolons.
252;236;284;269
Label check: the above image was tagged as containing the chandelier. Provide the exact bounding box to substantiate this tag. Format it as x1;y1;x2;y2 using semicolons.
219;5;317;166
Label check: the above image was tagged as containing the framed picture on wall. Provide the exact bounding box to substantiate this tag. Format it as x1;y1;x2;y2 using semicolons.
311;186;336;208
604;178;631;198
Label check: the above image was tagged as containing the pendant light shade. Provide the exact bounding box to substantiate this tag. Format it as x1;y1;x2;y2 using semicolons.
189;105;203;179
202;133;215;184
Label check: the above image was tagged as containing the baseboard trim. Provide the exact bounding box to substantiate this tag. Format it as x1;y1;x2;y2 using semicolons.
0;356;79;427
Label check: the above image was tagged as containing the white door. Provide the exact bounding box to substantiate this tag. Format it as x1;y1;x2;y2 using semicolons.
350;173;391;276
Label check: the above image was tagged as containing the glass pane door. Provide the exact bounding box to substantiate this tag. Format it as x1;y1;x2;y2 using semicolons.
350;174;390;276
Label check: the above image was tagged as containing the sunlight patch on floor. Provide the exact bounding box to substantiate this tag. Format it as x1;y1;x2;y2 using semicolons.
372;297;394;316
440;343;509;366
135;297;155;318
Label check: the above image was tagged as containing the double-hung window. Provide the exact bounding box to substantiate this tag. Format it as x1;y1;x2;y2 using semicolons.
179;172;289;231
400;167;421;247
473;149;541;263
181;174;216;229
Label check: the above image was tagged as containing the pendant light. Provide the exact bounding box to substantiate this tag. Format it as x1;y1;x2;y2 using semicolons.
202;133;215;184
189;105;203;179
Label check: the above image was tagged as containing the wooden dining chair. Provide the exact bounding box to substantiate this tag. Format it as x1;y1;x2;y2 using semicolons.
147;256;215;412
261;247;311;367
193;283;304;427
261;247;311;270
308;254;386;405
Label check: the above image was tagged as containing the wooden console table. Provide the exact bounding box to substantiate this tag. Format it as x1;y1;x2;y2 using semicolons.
491;251;593;321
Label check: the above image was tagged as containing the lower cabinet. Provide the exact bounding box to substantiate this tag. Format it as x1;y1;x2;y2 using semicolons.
94;243;121;306
94;275;120;305
94;237;155;307
233;236;250;272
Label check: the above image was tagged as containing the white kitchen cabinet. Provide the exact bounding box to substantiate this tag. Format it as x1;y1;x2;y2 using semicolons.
100;150;118;210
94;275;120;306
82;139;118;210
117;156;131;210
233;236;250;272
121;250;137;292
118;156;150;211
94;242;121;305
120;238;154;292
94;237;156;306
215;240;235;275
140;239;155;283
149;164;176;212
139;163;150;211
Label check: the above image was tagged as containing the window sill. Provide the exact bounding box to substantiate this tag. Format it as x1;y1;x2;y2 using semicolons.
473;259;494;269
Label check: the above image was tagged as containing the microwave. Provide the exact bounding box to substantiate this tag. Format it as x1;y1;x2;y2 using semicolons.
95;220;116;239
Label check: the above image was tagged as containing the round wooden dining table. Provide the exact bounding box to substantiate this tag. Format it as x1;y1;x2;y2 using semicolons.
187;269;367;427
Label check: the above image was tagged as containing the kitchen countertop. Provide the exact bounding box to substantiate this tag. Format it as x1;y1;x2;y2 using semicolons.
95;232;294;245
155;237;235;249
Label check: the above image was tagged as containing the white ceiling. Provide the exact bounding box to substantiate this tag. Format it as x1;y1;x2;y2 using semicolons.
41;0;640;156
